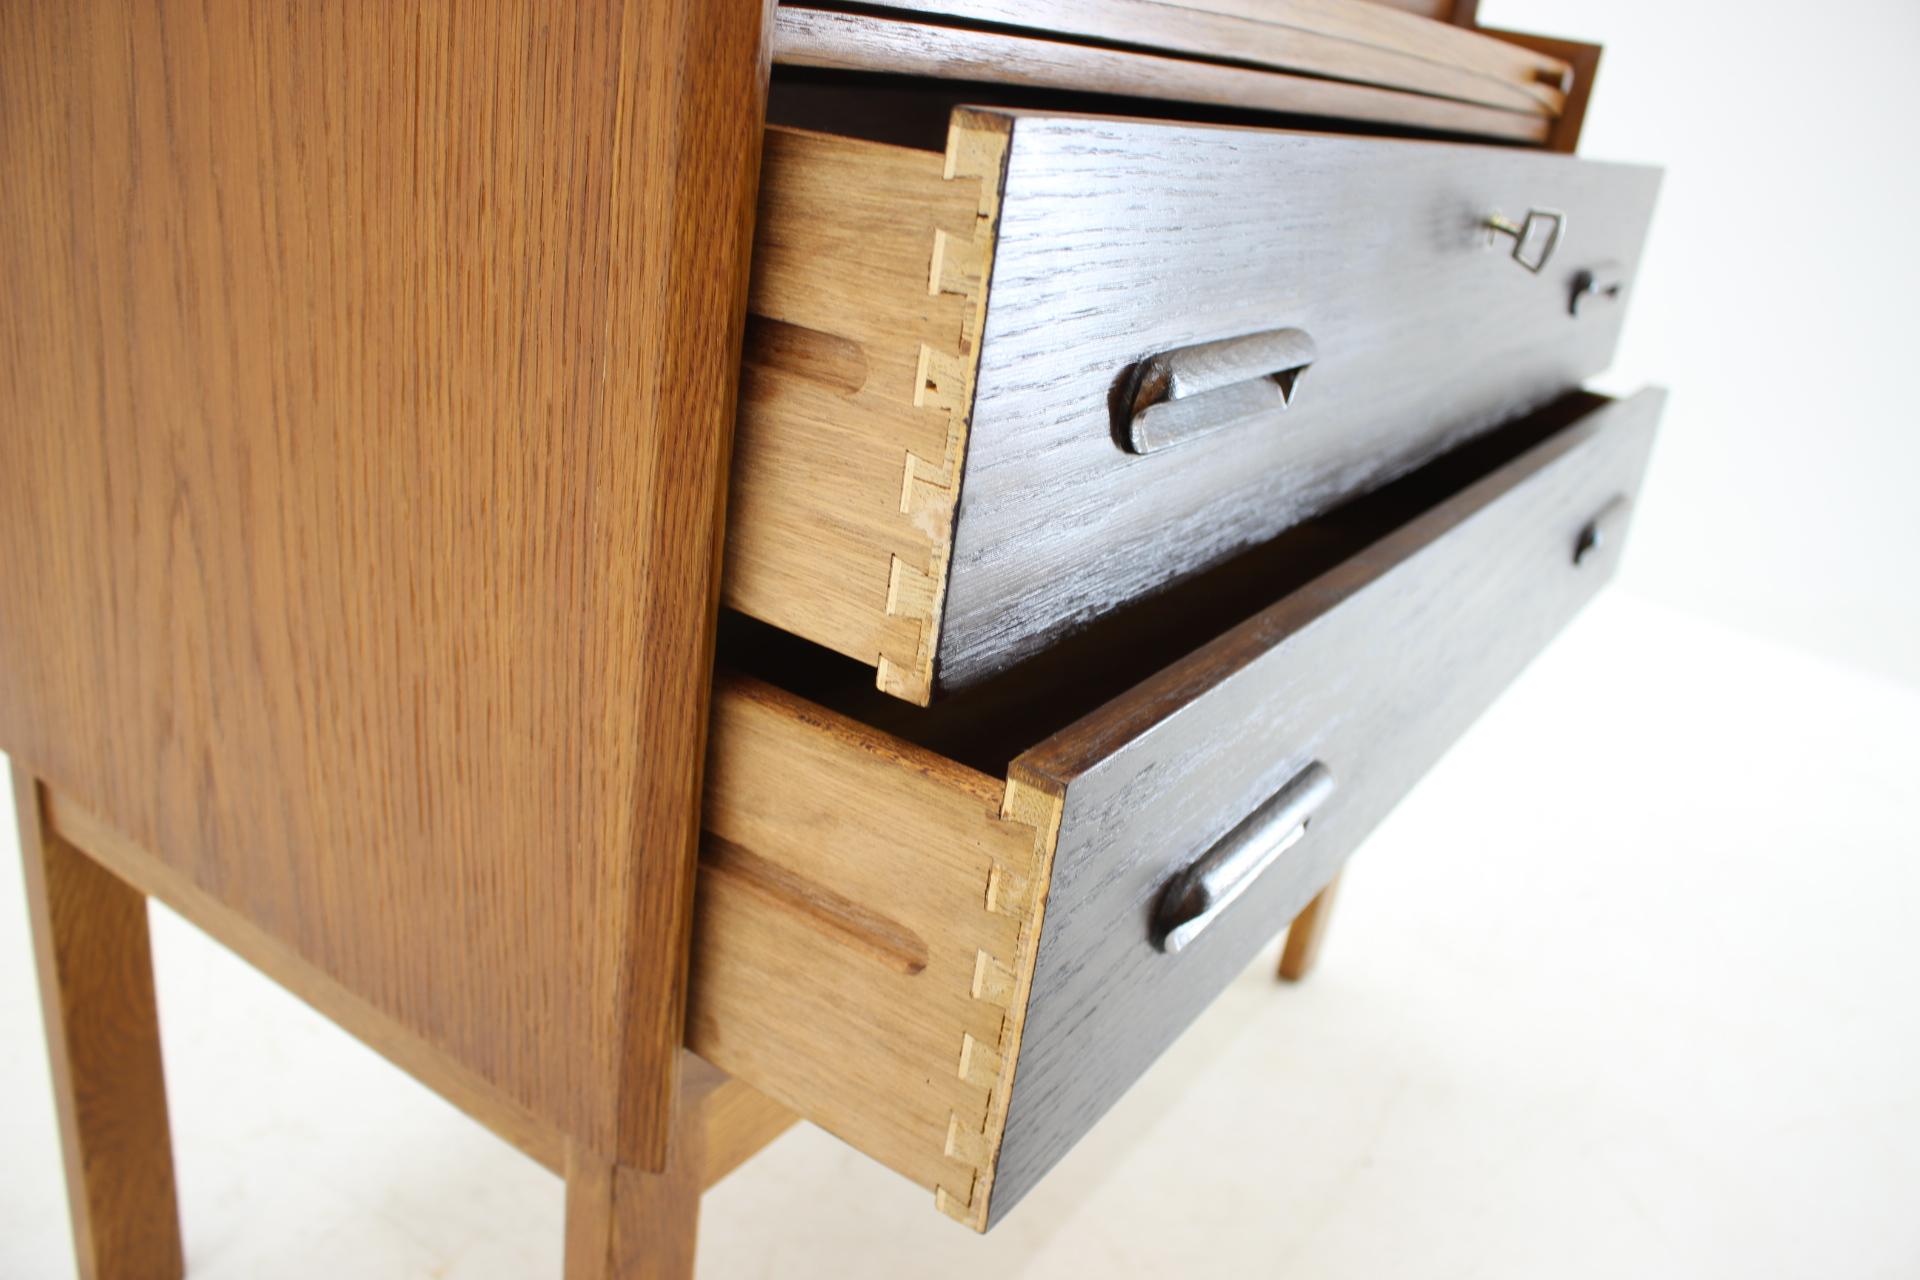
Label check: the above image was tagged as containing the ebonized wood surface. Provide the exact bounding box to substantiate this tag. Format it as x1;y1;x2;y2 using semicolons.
937;111;1660;689
987;388;1664;1221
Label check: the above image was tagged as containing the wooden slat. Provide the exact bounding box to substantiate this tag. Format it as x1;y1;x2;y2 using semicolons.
1480;28;1604;154
773;8;1550;143
1362;0;1457;18
0;0;772;1170
785;0;1566;115
1169;0;1568;92
683;1055;801;1189
686;675;1063;1230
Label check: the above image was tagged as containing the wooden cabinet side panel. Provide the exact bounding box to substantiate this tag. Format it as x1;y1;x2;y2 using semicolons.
0;0;772;1167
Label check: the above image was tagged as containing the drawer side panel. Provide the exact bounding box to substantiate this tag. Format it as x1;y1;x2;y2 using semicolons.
723;119;1007;704
687;675;1062;1228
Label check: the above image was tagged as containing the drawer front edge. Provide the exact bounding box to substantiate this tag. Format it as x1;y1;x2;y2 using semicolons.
987;388;1666;1224
940;113;1662;689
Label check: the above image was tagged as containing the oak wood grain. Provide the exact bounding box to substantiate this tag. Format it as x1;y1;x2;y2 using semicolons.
792;0;1569;115
0;0;773;1171
563;1135;702;1280
1278;871;1342;981
687;675;1062;1230
13;766;184;1280
988;388;1664;1222
772;8;1550;144
724;116;1007;704
1365;0;1458;17
1481;27;1604;154
682;1054;800;1190
42;783;569;1176
936;111;1660;688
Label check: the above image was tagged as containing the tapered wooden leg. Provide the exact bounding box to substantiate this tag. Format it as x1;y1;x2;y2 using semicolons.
1278;871;1342;982
563;1076;705;1280
13;765;184;1280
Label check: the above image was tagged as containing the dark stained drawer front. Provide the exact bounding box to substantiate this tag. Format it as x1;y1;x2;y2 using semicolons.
693;389;1663;1231
942;115;1661;689
989;387;1664;1221
725;109;1661;703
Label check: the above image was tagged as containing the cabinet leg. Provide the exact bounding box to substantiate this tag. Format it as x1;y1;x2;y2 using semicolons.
563;1097;704;1280
13;766;184;1280
1278;871;1343;983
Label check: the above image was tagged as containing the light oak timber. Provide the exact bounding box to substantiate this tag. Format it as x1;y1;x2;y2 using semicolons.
687;675;1066;1230
724;114;1008;704
1365;0;1458;17
1278;873;1343;981
1165;0;1570;93
41;783;569;1176
772;8;1552;144
684;1055;802;1190
42;780;798;1197
563;1135;702;1280
0;0;773;1175
797;0;1569;116
1481;28;1604;154
45;780;795;1203
561;1052;795;1278
14;767;185;1280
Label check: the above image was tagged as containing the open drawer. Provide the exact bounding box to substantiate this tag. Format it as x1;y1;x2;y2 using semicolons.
692;388;1664;1229
724;107;1660;702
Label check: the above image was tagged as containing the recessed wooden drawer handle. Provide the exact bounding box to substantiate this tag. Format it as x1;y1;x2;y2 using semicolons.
1119;327;1316;455
1486;207;1566;273
1153;761;1336;954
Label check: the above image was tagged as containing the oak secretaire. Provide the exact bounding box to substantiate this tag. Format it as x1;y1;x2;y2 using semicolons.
0;1;1661;1274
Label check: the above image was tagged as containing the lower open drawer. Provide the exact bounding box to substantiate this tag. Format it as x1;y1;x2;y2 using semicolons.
689;388;1663;1230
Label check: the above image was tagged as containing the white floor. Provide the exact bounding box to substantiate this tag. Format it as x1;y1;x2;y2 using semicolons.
3;591;1918;1278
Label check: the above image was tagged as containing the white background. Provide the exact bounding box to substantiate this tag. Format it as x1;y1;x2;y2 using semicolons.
4;2;1918;1276
1494;0;1920;684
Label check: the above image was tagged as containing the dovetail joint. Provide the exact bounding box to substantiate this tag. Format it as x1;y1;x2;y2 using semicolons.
931;769;1060;1231
875;121;1004;704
